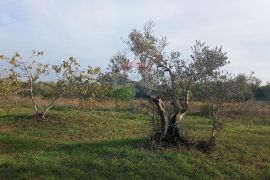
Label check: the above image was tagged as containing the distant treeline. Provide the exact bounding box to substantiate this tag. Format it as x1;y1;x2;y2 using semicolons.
9;74;269;101
255;84;270;100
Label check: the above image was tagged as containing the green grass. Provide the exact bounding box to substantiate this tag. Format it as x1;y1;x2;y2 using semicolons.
0;104;270;179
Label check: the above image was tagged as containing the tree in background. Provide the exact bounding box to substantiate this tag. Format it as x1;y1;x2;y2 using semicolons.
219;73;270;101
70;66;110;109
248;72;262;101
112;85;136;101
107;51;136;101
233;74;253;101
107;52;132;87
256;83;270;100
0;68;19;98
33;81;57;99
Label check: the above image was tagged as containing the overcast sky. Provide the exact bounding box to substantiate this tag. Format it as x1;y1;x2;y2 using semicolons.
0;0;269;83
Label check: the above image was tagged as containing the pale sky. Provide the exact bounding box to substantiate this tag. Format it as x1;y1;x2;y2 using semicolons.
0;0;269;83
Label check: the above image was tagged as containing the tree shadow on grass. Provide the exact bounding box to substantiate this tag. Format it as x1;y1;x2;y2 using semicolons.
0;114;33;122
0;134;48;154
0;138;162;179
1;137;224;179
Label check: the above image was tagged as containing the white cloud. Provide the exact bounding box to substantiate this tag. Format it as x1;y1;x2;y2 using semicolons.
0;0;269;83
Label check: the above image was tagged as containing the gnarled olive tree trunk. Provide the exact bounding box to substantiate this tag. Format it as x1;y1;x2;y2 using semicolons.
152;97;187;145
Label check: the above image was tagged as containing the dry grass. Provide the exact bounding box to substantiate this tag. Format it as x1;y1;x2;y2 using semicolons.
2;96;270;119
0;125;15;133
221;101;270;118
188;101;270;118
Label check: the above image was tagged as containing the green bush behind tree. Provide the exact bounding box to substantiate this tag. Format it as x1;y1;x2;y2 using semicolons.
112;85;136;101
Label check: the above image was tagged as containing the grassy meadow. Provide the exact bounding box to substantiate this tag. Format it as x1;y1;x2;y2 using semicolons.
0;98;270;179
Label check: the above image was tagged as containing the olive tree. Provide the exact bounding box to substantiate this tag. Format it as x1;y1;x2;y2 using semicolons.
0;69;19;98
107;52;133;86
248;72;261;101
69;66;109;109
1;52;102;119
113;22;229;146
0;51;49;117
193;73;238;150
50;57;107;116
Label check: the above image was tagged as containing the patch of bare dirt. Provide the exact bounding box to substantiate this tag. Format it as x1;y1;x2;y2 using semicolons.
0;125;16;133
0;143;9;147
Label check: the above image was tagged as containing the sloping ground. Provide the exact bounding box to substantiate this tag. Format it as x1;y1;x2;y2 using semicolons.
0;106;269;179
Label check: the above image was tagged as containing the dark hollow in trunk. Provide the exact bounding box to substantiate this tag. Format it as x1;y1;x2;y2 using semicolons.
151;97;186;146
161;113;183;145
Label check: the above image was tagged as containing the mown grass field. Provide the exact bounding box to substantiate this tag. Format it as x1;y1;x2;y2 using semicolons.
0;100;270;179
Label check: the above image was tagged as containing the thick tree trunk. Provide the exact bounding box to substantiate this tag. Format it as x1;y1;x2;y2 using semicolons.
152;97;186;145
152;97;168;139
162;112;186;145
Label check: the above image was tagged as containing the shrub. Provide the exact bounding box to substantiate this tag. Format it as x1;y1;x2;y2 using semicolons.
199;104;212;117
112;85;136;101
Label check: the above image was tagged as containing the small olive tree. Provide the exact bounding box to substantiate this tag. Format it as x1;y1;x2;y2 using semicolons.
193;73;239;150
0;68;19;98
248;72;261;101
107;52;133;87
50;57;107;115
1;52;102;119
68;66;109;109
113;22;229;147
1;51;49;117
